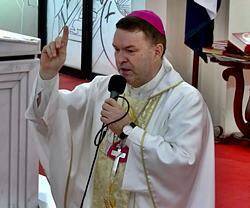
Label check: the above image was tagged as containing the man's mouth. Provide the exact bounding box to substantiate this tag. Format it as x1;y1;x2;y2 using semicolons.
119;68;131;76
119;67;131;72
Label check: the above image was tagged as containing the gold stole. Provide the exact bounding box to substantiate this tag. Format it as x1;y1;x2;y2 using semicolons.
92;93;163;208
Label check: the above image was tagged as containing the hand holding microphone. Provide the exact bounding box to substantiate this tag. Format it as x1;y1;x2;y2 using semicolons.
100;75;131;136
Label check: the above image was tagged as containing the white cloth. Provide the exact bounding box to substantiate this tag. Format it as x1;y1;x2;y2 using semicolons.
25;58;215;208
194;0;218;20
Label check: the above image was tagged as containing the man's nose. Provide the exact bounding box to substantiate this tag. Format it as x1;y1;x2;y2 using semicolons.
116;51;128;64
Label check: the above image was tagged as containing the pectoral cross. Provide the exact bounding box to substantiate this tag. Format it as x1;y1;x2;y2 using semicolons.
111;148;126;176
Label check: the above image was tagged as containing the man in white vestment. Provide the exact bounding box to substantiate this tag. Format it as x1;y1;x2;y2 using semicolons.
26;10;215;208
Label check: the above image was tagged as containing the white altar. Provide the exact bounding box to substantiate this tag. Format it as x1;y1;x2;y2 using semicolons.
0;30;40;208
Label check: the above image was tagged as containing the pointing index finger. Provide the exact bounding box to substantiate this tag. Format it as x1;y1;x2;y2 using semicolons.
61;26;69;47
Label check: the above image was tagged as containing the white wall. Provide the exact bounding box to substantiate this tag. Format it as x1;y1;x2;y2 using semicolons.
165;0;192;82
199;0;229;130
0;0;38;36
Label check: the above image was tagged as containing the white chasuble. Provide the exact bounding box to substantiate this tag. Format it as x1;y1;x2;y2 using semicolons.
25;58;215;208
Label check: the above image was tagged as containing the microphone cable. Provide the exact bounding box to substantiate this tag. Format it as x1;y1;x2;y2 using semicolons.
80;95;130;208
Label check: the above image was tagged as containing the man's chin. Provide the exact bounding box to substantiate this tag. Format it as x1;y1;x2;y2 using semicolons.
118;71;135;85
124;78;136;87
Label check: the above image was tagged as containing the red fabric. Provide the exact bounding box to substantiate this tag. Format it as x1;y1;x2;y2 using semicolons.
215;143;250;208
39;162;46;176
59;73;86;90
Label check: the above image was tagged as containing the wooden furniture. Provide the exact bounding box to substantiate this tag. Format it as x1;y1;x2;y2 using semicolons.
191;52;200;88
210;56;250;140
0;30;40;207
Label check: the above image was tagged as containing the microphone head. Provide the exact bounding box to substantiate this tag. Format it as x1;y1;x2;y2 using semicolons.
108;75;126;95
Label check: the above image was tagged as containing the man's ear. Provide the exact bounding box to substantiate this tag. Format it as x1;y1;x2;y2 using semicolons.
154;43;164;58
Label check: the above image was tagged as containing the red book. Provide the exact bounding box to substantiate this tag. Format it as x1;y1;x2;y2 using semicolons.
229;32;250;54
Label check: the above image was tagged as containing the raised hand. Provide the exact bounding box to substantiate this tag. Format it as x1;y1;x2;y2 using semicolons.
40;26;69;80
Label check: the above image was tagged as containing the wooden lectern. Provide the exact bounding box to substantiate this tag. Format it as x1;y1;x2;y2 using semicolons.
210;55;250;142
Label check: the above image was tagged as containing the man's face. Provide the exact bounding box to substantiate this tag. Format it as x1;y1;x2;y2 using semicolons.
113;29;161;87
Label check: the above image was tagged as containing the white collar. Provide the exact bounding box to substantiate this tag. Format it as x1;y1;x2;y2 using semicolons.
126;62;165;99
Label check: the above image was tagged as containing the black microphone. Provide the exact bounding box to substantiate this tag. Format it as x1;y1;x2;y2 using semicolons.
108;75;126;100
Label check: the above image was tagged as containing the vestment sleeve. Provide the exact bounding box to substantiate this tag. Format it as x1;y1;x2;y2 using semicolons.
25;72;104;175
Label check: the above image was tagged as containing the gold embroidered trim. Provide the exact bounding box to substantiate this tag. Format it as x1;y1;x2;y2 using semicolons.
140;131;157;208
92;133;130;208
140;95;162;129
139;80;184;208
150;80;183;99
138;92;162;208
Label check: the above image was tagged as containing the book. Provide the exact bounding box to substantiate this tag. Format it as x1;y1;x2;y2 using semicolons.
229;32;250;54
202;40;227;55
202;47;224;55
203;40;250;61
203;39;250;64
212;40;228;49
226;41;246;55
207;53;250;64
223;51;250;60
